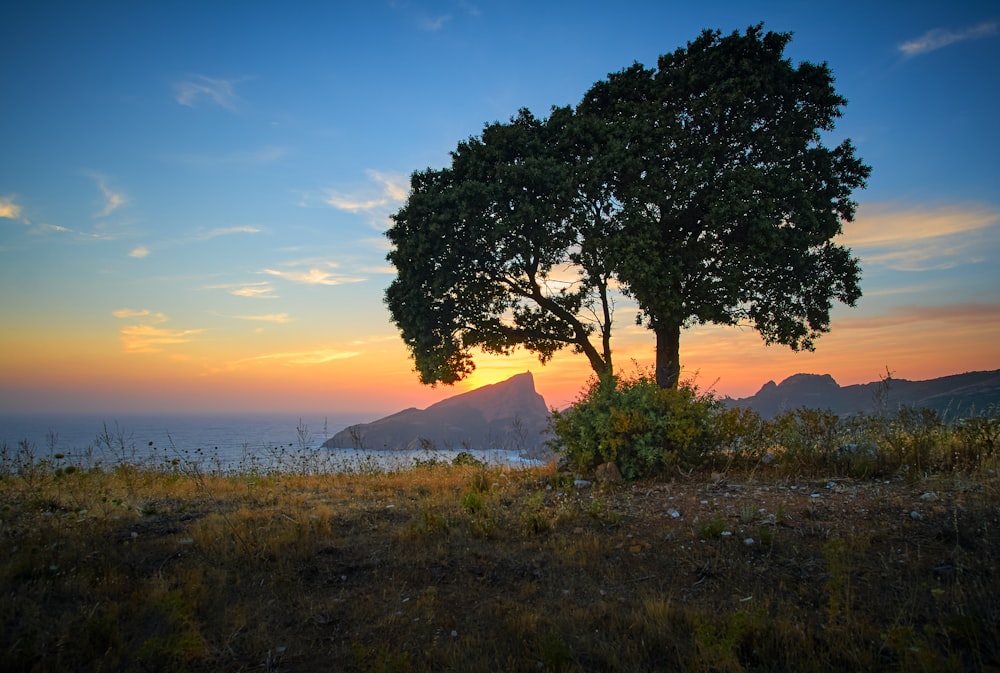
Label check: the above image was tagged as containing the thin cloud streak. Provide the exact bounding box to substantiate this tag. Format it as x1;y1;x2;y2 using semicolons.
420;14;451;31
232;313;292;323
323;170;408;214
112;308;168;323
222;348;362;369
196;225;262;240
113;309;200;353
119;325;203;353
204;281;279;298
844;204;997;246
174;75;242;109
843;203;999;271
899;21;998;57
837;303;1000;330
88;173;126;217
129;246;150;259
233;284;278;298
261;267;365;286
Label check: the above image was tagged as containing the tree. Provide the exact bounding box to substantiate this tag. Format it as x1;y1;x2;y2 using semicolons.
384;109;618;385
579;25;870;388
386;24;869;390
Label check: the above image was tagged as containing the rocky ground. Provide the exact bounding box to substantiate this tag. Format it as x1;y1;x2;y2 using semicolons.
3;466;998;672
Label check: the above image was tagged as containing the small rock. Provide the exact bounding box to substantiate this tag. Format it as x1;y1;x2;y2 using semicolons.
595;462;622;483
744;538;755;546
920;492;939;502
574;479;592;489
810;493;821;499
667;508;681;519
909;510;922;520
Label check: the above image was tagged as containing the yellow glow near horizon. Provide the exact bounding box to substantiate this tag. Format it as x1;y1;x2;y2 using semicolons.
3;283;999;415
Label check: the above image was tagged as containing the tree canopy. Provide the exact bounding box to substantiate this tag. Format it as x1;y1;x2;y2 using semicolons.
385;25;870;389
384;108;617;385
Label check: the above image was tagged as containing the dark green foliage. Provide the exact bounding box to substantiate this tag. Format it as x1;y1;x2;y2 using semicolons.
385;24;869;389
578;25;869;387
552;375;1000;479
384;109;616;385
550;372;723;479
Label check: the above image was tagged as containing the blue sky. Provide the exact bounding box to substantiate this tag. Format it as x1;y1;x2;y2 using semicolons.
1;1;998;415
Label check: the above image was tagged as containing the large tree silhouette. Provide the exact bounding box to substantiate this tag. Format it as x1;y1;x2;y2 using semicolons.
386;25;870;389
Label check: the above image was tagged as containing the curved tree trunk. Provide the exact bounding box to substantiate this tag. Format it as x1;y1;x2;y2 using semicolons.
654;322;681;389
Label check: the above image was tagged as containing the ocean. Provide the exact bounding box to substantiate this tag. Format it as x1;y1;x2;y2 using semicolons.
0;413;545;473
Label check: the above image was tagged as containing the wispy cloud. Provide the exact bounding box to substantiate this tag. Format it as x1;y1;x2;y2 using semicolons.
837;302;1000;330
899;21;998;57
119;325;204;353
86;173;126;217
323;170;408;216
195;225;262;240
27;223;71;235
0;195;23;220
174;75;243;109
205;281;279;298
129;246;150;259
261;259;365;286
261;267;365;286
842;203;999;271
112;308;168;323
230;348;362;366
232;313;292;323
113;309;201;353
233;284;278;298
420;14;451;31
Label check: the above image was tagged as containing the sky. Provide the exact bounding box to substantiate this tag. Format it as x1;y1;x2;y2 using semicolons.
2;1;998;418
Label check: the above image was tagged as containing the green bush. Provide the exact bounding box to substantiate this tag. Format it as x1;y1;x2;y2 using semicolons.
550;372;722;479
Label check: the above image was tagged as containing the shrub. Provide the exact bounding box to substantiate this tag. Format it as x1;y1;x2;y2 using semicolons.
550;371;722;479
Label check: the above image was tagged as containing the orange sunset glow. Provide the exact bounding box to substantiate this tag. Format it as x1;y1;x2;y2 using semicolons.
2;4;998;423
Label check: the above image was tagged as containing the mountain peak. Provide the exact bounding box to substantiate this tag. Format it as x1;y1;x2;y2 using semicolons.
731;369;1000;419
323;371;550;453
776;373;840;390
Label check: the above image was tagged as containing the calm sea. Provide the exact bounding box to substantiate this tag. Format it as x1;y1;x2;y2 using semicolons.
0;413;544;473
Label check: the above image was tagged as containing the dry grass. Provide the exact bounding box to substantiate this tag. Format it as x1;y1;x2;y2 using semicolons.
2;455;998;672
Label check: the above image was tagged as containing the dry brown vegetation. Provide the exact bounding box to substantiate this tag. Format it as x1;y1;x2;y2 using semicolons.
2;450;998;672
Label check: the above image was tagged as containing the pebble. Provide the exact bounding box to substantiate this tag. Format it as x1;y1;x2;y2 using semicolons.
909;510;922;520
667;508;680;518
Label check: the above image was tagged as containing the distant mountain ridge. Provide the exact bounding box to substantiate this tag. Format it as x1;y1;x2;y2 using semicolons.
727;370;1000;419
323;371;551;455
